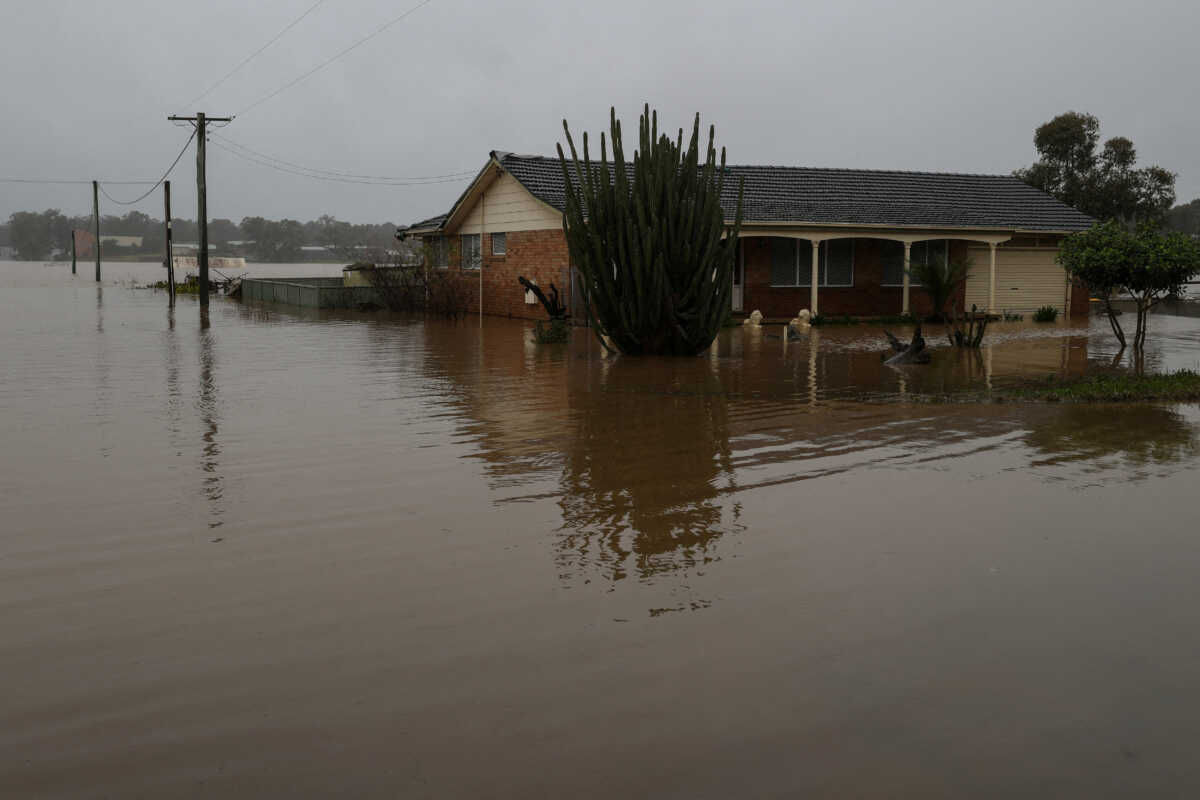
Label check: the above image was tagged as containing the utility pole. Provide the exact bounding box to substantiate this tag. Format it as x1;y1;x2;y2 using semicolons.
71;229;77;275
92;180;101;282
167;113;233;309
164;180;175;307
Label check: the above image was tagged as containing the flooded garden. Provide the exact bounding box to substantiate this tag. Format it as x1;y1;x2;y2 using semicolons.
5;261;1200;797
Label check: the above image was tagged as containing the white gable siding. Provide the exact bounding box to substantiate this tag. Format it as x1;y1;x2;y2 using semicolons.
457;172;562;233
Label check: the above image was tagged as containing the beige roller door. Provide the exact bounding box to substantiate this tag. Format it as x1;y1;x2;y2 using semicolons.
965;246;1068;314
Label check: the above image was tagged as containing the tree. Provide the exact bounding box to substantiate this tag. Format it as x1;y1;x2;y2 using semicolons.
1058;221;1200;350
1016;112;1175;228
1166;199;1200;236
8;210;69;260
557;105;744;356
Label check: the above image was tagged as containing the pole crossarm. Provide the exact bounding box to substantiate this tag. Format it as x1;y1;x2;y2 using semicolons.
167;115;234;123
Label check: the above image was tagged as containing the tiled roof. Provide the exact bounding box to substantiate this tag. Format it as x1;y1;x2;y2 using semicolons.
496;153;1095;232
398;212;447;233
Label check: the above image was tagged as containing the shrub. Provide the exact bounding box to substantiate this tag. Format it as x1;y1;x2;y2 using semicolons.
365;263;471;320
1033;305;1059;322
533;318;571;343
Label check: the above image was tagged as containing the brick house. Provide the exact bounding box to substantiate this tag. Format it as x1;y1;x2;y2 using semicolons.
399;151;1094;321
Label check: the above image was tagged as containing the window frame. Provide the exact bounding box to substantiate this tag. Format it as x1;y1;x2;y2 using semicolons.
430;236;449;269
768;238;855;288
491;232;506;256
461;233;481;271
880;239;948;287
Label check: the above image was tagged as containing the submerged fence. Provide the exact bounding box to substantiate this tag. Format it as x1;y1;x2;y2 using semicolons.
240;277;381;309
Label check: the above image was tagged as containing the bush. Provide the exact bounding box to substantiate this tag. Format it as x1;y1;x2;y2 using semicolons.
365;263;471;320
533;318;571;343
1033;305;1059;322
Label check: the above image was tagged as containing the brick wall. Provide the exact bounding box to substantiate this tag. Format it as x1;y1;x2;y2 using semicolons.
427;230;1083;322
424;229;572;320
741;238;967;319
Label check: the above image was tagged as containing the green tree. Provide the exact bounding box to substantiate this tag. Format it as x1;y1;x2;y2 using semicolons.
557;105;744;356
1016;112;1175;228
9;210;69;260
1166;199;1200;236
1058;221;1200;349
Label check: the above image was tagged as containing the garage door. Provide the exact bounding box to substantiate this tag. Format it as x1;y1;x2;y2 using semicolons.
965;247;1068;314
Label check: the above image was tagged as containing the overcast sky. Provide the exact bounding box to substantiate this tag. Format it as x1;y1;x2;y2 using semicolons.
3;0;1197;225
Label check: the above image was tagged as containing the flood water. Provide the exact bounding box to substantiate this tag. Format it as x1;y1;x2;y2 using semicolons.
5;260;1200;797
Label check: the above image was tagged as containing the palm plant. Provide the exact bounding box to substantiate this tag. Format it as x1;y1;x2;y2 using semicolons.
909;256;972;322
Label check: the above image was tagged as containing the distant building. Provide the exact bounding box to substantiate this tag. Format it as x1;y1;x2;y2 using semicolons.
0;246;15;259
99;235;143;248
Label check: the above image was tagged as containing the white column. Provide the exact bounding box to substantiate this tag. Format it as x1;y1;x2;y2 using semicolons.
901;241;912;315
988;242;997;314
809;240;820;316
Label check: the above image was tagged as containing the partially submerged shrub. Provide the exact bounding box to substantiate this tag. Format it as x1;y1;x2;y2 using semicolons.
1033;305;1059;322
910;257;972;322
365;263;471;320
533;318;571;344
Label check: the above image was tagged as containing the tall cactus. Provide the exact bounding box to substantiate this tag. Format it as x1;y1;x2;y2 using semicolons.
557;105;744;356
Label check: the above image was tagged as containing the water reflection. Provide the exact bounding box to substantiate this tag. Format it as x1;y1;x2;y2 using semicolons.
196;310;224;528
1025;403;1200;478
556;358;742;589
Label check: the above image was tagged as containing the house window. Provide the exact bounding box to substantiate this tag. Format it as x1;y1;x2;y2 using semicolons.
768;238;854;287
880;239;948;286
491;232;506;256
461;234;481;270
430;236;449;269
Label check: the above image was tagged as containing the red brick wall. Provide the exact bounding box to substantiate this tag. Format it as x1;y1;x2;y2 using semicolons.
426;230;1081;321
741;238;969;319
424;229;571;320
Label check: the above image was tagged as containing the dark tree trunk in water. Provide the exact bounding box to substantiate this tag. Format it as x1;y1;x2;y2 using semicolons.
518;275;566;320
883;324;931;364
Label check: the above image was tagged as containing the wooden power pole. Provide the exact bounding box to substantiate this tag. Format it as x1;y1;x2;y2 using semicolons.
164;180;175;307
167;113;232;309
71;230;77;275
92;180;101;282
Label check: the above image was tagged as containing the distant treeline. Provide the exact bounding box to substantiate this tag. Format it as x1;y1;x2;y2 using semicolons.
1167;200;1200;237
0;209;412;262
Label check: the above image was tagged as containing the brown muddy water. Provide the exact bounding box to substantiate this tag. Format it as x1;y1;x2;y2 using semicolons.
5;261;1200;798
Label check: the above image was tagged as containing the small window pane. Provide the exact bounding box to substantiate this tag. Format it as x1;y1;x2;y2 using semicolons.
491;232;506;255
881;241;905;285
825;240;854;286
462;234;481;270
770;238;797;286
795;240;814;287
431;236;449;268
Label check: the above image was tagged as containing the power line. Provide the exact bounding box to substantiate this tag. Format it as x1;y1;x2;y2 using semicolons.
236;0;436;116
210;138;471;186
97;130;198;205
212;132;475;181
0;178;159;185
180;0;329;111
